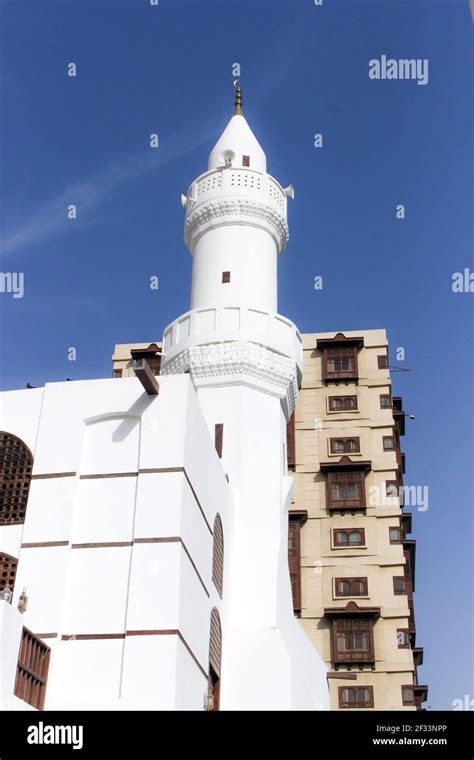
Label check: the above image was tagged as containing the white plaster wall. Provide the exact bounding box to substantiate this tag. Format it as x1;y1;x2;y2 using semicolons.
0;525;23;561
120;635;178;709
177;544;211;672
0;388;44;455
31;379;152;475
125;542;180;631
51;639;124;703
197;383;329;710
71;477;136;545
14;546;69;633
133;471;184;539
190;225;277;312
80;417;140;475
179;478;213;589
63;547;131;634
183;378;233;532
0;373;233;710
22;477;76;544
175;636;208;710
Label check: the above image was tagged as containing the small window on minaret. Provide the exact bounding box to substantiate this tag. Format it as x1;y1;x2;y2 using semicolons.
215;424;224;458
222;271;231;284
242;155;250;167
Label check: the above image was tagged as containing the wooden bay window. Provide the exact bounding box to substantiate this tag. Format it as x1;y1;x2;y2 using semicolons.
130;343;161;376
316;334;363;384
332;618;375;664
325;601;380;669
328;470;366;510
320;456;371;513
402;684;428;710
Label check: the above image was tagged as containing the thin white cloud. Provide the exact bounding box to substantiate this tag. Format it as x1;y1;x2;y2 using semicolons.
0;121;214;258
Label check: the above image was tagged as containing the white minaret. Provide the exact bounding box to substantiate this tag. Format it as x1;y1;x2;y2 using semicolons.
162;83;328;710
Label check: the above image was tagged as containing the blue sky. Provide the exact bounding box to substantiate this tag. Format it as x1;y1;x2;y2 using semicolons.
0;0;472;709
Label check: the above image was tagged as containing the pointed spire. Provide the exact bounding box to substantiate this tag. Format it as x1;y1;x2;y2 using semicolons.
233;79;243;115
207;83;267;172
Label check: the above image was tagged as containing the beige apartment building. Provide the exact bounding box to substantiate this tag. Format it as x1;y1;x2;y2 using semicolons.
112;330;427;711
287;329;426;710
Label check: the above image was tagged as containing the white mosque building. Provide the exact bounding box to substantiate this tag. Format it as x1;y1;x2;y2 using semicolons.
0;85;330;711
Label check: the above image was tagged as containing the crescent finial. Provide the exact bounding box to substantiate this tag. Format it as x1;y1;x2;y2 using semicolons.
233;79;243;115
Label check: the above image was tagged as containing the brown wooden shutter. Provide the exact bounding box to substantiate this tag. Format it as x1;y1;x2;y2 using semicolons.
0;553;17;595
327;470;366;510
214;424;224;458
288;520;302;612
14;627;50;710
212;515;224;597
242;155;250;167
0;432;33;525
331;618;374;664
323;346;358;381
209;608;222;677
286;412;296;467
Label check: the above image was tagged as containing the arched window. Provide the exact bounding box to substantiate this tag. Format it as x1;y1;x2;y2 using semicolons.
0;553;18;598
208;608;222;711
212;514;224;597
0;432;33;525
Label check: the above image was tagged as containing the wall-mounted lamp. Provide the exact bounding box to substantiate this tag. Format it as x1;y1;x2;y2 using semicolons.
18;587;28;614
0;587;13;603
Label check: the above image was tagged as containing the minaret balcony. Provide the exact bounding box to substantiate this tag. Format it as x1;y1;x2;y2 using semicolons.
161;305;303;379
183;168;289;251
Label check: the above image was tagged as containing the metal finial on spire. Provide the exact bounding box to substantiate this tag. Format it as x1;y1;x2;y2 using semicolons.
233;78;243;115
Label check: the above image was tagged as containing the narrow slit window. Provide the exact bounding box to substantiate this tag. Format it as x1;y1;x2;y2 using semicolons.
215;424;224;458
